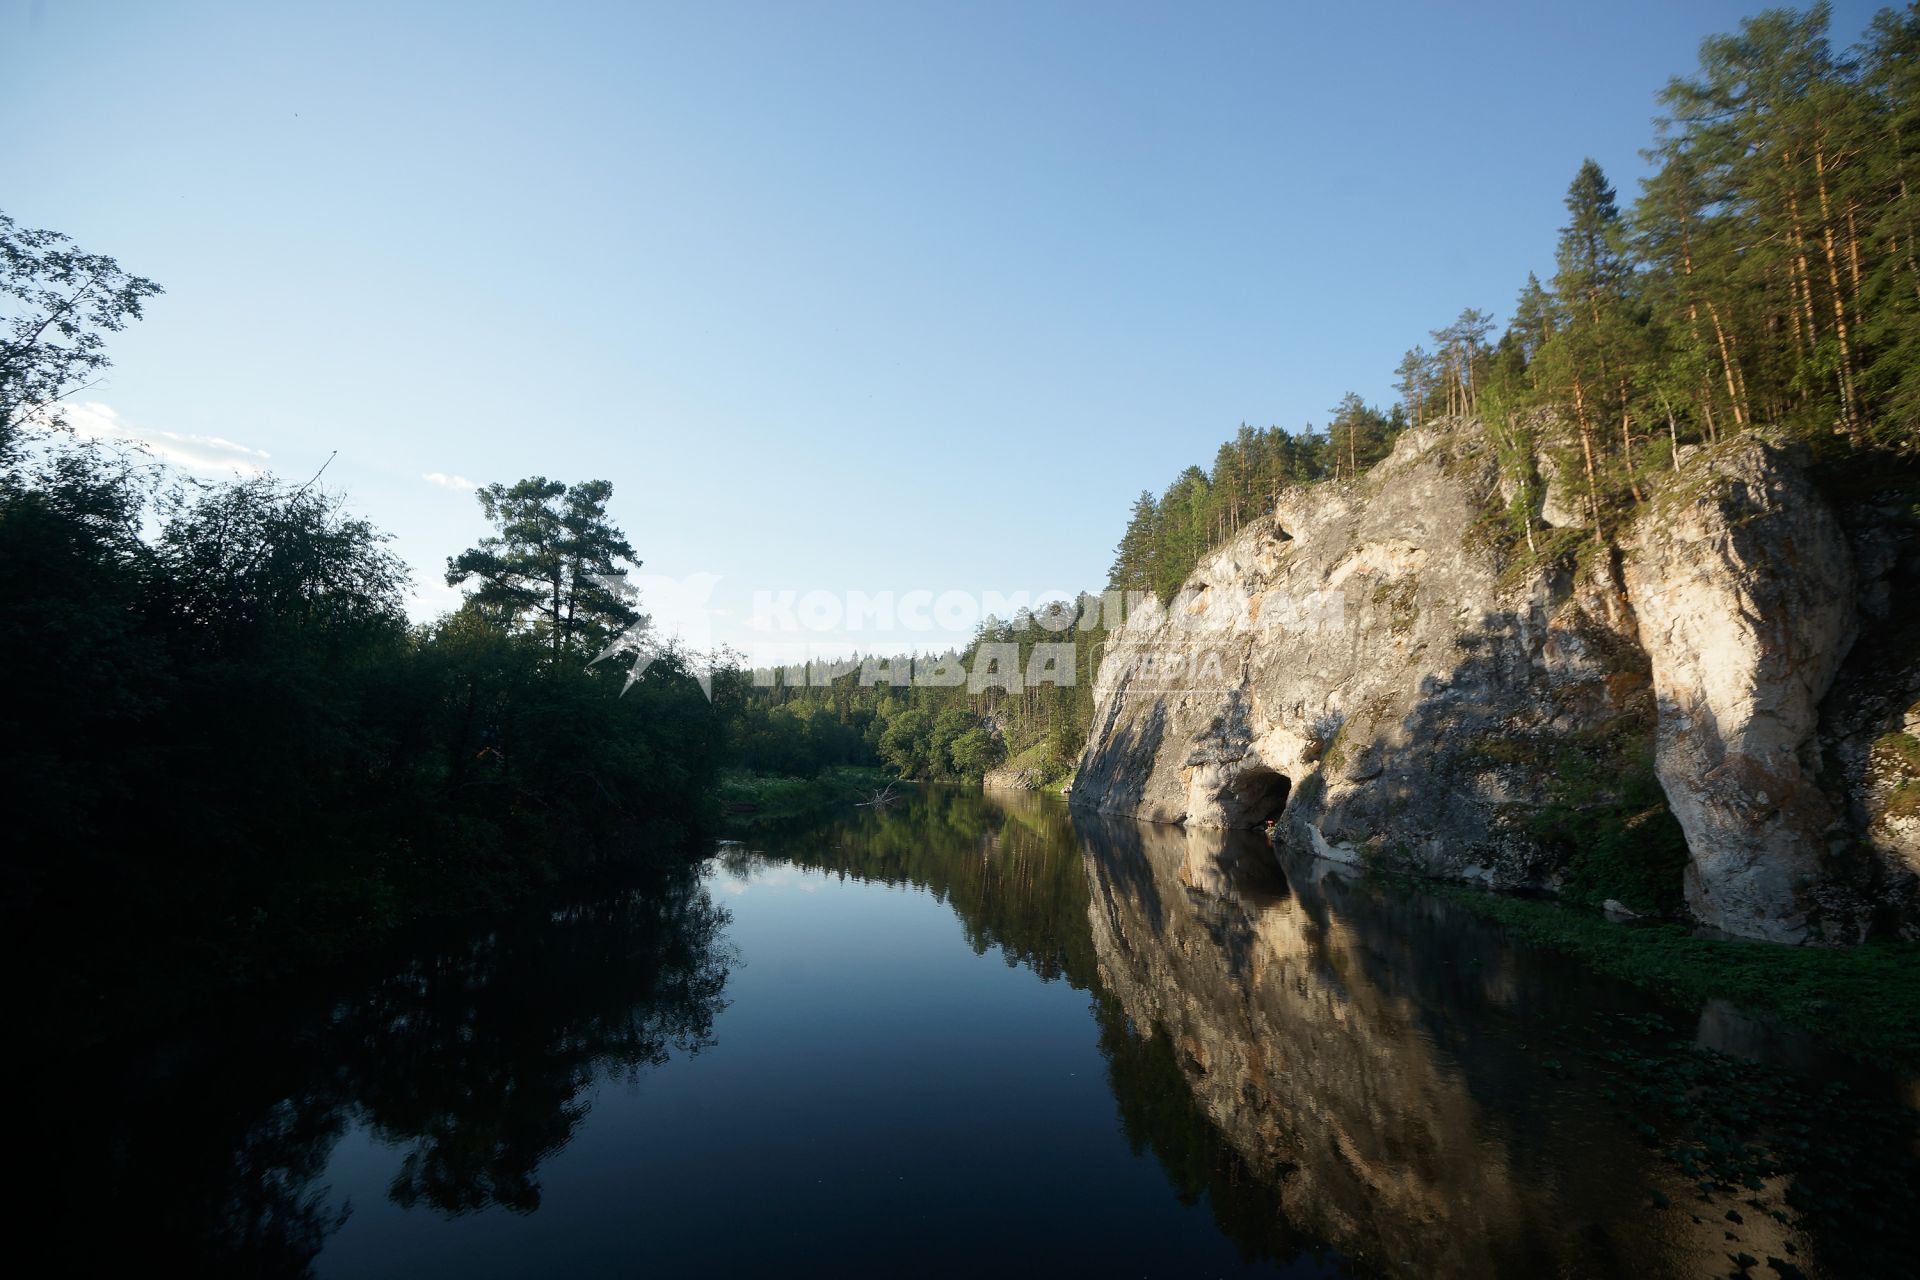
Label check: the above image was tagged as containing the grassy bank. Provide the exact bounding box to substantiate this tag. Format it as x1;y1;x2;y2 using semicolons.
1398;880;1920;1070
715;766;902;824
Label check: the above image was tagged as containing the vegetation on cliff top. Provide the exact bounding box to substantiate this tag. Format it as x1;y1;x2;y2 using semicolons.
1115;3;1920;605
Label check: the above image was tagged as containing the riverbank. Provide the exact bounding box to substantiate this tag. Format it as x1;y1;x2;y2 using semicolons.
982;741;1074;792
44;770;887;1052
1385;876;1920;1071
716;766;903;824
34;817;717;1054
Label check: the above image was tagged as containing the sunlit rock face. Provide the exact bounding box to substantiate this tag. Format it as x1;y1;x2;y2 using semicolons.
1076;818;1791;1277
981;762;1044;790
1625;436;1855;942
1073;420;1920;941
1073;420;1630;891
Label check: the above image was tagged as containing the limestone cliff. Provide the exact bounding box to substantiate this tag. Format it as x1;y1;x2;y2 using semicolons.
1072;421;1920;942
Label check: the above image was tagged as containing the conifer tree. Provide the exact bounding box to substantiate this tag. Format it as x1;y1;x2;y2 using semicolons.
1107;490;1158;592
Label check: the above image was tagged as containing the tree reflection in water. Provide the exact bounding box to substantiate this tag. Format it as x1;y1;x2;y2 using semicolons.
345;884;730;1218
773;787;1323;1264
51;863;731;1276
46;789;1917;1278
795;788;1918;1278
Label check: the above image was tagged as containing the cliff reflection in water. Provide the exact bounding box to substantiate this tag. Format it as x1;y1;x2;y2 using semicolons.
52;789;1913;1277
1077;813;1669;1275
774;786;1309;1262
770;787;1915;1276
1070;807;1918;1278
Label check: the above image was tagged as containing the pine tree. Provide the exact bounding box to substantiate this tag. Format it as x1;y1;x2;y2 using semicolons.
1107;490;1158;592
1394;347;1434;427
1860;5;1920;440
1151;466;1212;602
1507;274;1556;374
1542;159;1646;529
446;478;642;663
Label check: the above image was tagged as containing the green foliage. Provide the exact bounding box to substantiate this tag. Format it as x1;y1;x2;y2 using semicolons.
0;210;163;465
871;704;999;780
947;724;1003;777
1414;6;1920;566
722;693;874;778
2;380;730;1034
151;475;410;657
736;592;1108;788
994;737;1076;788
1527;734;1691;914
445;476;641;663
714;765;898;823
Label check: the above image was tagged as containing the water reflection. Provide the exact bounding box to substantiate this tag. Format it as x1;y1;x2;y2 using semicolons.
768;788;1315;1262
1082;815;1669;1275
357;886;728;1218
784;788;1917;1277
49;865;730;1276
44;790;1916;1277
1074;811;1919;1278
765;783;1099;984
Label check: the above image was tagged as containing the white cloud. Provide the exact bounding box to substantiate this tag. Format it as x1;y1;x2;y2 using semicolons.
31;400;271;476
715;861;824;896
422;471;476;491
407;578;469;624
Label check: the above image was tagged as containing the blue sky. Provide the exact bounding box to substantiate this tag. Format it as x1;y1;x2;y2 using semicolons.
2;0;1887;661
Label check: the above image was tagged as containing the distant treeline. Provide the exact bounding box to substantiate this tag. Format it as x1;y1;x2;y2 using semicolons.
727;600;1106;788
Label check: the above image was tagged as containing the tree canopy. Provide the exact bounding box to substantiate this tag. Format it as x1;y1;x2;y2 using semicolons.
446;477;642;662
0;210;162;464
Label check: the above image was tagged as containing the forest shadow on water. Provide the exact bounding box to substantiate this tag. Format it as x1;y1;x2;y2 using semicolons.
35;788;1919;1278
33;862;733;1276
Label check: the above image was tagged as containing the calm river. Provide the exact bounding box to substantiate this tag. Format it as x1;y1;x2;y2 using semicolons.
52;787;1919;1277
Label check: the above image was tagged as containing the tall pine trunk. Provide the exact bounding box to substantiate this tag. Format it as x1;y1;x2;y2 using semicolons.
1572;377;1606;546
1812;138;1862;437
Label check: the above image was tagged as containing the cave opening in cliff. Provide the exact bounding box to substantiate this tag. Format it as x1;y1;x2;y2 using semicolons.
1232;767;1291;826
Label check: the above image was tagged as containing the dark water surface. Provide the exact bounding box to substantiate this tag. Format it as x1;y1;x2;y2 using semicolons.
52;788;1919;1277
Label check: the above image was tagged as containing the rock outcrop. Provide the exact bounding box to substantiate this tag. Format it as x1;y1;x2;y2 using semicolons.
982;762;1043;791
1623;437;1855;942
1073;421;1919;942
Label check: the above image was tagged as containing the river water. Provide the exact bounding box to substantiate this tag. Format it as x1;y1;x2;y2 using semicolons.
56;787;1919;1277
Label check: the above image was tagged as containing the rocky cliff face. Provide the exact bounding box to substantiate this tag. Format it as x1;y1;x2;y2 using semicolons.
1624;438;1856;942
1073;421;1920;942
